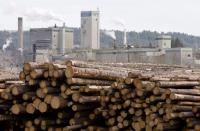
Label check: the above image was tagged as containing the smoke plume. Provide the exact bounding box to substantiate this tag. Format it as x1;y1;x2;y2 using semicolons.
104;30;116;40
112;18;126;28
2;37;12;51
4;1;64;22
23;8;64;22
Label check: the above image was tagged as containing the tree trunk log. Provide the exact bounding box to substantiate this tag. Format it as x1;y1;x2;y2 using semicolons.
67;78;113;85
157;81;200;88
65;66;127;80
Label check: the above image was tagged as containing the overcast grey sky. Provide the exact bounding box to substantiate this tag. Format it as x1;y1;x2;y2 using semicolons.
0;0;199;36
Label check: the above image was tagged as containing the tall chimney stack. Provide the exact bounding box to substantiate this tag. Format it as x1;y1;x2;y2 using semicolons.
60;23;66;55
18;17;23;55
123;29;127;48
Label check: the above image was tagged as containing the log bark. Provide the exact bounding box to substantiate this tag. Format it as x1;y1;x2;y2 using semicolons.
65;66;127;80
67;78;113;85
168;88;200;96
79;96;100;103
23;62;49;72
170;93;200;101
157;81;200;88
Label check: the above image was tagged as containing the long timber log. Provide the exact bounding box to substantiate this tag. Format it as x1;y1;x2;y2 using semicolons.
65;66;128;80
157;81;200;88
67;78;113;85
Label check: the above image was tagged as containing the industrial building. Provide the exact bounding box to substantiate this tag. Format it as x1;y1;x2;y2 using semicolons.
155;35;172;48
62;47;193;66
24;11;194;66
81;11;100;49
30;24;73;62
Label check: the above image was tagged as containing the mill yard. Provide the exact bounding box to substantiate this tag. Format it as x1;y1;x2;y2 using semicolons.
0;60;200;130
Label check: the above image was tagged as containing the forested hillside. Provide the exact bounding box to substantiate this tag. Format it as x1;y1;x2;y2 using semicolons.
0;28;200;50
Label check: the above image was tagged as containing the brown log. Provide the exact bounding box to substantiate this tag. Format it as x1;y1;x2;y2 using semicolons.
30;69;44;79
11;104;26;115
60;84;67;93
167;88;200;96
51;79;61;87
53;70;65;79
26;103;36;114
66;60;133;72
36;88;47;98
1;92;13;100
22;92;36;101
170;93;200;101
63;124;84;131
33;98;42;109
28;79;39;86
172;105;193;112
157;81;200;88
44;95;52;104
150;77;171;81
69;117;90;126
19;71;26;81
39;80;51;89
23;62;48;72
43;71;49;78
82;85;111;93
79;96;100;103
178;101;200;106
5;80;24;85
153;87;165;95
179;111;194;118
67;78;113;85
75;111;91;119
133;79;143;89
25;120;33;128
52;63;66;69
57;112;72;119
11;85;31;96
25;75;31;82
50;96;68;109
72;104;96;111
42;87;60;94
65;88;79;96
48;70;54;78
0;115;16;121
0;77;19;83
156;122;180;130
38;102;49;113
65;66;127;80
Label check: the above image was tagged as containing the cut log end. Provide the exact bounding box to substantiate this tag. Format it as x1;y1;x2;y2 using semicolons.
38;102;48;113
26;103;35;114
51;96;61;109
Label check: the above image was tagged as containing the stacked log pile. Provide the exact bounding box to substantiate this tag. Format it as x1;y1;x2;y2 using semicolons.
0;60;200;130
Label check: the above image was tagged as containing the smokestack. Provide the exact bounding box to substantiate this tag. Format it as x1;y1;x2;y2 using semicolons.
18;17;23;55
123;29;127;48
60;23;65;54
